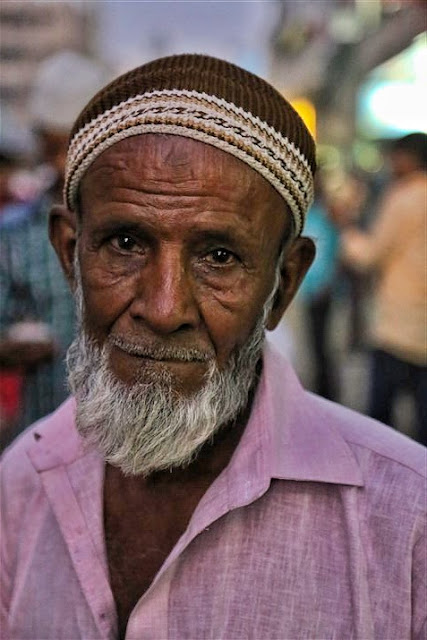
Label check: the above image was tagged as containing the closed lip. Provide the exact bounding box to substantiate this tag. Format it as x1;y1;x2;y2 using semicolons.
109;336;212;364
117;349;194;365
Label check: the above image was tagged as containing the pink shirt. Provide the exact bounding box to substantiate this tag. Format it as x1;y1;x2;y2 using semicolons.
1;344;426;639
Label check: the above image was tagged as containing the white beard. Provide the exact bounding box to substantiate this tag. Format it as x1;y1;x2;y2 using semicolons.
66;257;281;477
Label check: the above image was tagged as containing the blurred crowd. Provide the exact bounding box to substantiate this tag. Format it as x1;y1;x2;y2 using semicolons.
294;131;426;445
0;50;426;451
0;51;108;449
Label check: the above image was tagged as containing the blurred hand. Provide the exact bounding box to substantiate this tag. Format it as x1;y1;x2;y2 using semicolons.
0;338;58;370
341;228;370;270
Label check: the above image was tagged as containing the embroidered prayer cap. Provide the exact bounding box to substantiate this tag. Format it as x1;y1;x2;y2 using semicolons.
65;53;316;235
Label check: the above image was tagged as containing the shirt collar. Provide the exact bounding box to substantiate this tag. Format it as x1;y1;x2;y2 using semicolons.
258;340;363;486
27;343;363;488
26;398;90;472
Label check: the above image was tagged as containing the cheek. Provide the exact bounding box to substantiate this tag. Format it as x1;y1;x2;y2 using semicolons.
80;260;137;336
198;288;266;364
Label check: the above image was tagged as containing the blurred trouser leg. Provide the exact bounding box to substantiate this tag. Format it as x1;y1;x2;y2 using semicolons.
368;349;399;427
369;349;427;445
307;291;338;401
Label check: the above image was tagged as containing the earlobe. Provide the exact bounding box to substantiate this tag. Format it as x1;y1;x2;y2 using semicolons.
49;205;78;288
266;237;315;331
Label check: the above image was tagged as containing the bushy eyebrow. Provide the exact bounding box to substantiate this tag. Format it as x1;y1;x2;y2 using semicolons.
89;220;143;236
85;212;254;243
189;229;248;249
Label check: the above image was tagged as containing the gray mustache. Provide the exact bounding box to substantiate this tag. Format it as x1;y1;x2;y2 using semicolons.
109;335;213;363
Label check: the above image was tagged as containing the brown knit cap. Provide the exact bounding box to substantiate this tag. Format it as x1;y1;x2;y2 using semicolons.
65;53;316;234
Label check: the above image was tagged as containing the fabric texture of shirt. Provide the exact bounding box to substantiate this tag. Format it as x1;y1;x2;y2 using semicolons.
342;171;426;365
0;194;76;430
1;343;426;639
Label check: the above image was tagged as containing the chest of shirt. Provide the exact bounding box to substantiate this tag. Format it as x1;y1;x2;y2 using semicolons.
7;479;414;640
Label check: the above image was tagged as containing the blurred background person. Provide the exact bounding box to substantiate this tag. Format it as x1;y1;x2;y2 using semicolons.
297;173;341;401
0;146;21;215
0;120;34;436
327;171;370;352
0;51;107;449
342;133;427;445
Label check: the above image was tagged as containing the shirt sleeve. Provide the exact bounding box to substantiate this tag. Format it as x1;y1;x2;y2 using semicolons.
0;461;12;640
341;186;403;271
411;526;427;639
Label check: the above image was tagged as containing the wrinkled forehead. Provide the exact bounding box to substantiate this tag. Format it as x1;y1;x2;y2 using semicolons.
77;135;293;249
82;135;287;199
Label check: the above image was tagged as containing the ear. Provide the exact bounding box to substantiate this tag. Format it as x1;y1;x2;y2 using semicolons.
49;204;78;289
266;237;315;331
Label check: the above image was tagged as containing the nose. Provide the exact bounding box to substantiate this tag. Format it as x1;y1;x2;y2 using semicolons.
128;247;200;335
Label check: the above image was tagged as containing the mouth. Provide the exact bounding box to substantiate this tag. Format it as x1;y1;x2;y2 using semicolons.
109;335;213;364
108;335;213;393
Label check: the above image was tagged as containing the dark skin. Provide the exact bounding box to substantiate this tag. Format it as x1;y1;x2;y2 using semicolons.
50;135;315;636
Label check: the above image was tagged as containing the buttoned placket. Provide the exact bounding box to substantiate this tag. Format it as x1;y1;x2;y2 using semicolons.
124;410;271;639
39;457;117;639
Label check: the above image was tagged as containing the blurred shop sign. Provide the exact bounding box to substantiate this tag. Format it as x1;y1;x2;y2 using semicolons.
290;98;317;139
357;33;426;138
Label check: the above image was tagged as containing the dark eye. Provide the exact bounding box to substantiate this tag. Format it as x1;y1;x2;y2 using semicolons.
207;248;236;265
110;234;138;252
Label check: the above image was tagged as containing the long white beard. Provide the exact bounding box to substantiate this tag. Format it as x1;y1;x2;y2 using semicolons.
67;258;280;477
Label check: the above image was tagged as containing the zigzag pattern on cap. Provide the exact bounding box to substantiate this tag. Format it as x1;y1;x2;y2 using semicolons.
65;54;316;235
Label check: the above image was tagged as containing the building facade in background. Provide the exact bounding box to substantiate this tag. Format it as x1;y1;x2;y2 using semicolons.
0;2;89;127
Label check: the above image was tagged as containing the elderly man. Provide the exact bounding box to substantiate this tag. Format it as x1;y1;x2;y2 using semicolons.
1;55;425;640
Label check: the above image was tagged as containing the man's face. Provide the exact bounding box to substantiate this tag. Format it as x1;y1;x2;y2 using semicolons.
76;134;292;395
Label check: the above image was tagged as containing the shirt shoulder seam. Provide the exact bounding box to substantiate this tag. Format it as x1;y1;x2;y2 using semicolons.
345;438;426;480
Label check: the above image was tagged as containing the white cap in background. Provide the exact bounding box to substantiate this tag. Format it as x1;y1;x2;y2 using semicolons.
29;50;109;133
